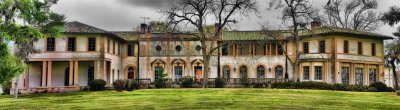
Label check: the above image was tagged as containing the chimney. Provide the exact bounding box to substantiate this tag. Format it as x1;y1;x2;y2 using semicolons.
311;18;321;30
140;23;148;33
214;23;221;32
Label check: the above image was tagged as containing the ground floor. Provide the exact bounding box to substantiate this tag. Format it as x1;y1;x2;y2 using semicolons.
1;89;399;110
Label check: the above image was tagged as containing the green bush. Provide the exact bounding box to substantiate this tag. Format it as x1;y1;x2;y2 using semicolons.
113;79;126;92
240;75;250;87
125;79;140;91
271;81;379;92
253;83;265;88
181;76;194;88
1;81;11;95
214;78;225;88
369;82;389;92
89;79;107;91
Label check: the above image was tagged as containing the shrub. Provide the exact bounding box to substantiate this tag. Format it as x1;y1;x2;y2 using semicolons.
369;82;389;92
125;79;140;91
113;79;126;92
1;81;11;95
89;79;107;91
271;81;379;92
253;83;265;88
215;78;225;88
181;76;194;88
240;75;250;87
155;68;168;88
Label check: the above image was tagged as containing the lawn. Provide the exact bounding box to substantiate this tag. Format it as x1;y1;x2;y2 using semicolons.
0;89;399;110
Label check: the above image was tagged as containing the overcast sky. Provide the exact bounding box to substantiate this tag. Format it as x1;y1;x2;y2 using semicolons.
51;0;400;37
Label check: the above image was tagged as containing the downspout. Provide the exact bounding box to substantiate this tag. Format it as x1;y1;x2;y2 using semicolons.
217;41;221;78
136;40;140;80
285;40;289;80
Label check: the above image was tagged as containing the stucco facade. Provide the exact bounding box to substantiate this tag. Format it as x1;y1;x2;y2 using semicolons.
10;21;392;94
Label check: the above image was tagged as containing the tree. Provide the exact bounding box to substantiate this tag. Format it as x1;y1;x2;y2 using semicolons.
323;0;380;31
381;6;400;90
163;0;258;87
0;0;64;97
267;0;318;82
148;21;174;33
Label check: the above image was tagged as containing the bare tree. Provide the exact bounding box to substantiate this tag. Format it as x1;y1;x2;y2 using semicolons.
267;0;318;82
323;0;381;31
162;0;258;87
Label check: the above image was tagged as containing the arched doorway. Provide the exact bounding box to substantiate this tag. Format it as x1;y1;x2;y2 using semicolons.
127;67;135;79
275;65;283;78
257;65;265;79
64;67;70;86
239;65;248;78
88;67;94;84
223;65;230;79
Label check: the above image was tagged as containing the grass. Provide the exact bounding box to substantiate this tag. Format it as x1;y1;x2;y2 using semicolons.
0;88;399;110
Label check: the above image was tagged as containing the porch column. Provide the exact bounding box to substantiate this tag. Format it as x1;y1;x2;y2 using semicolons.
47;61;52;86
41;61;47;87
74;61;79;85
94;61;98;79
69;61;74;85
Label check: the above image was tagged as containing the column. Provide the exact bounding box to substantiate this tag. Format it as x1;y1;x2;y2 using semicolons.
47;61;52;86
41;61;47;87
94;61;98;79
74;61;79;85
364;64;368;85
69;61;74;85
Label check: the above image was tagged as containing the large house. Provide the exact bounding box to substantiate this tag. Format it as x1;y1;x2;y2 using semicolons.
11;21;392;94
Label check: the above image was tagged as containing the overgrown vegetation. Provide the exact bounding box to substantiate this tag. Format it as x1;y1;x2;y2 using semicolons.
181;76;194;88
112;80;126;92
214;78;225;88
1;80;11;95
240;75;251;87
125;79;139;91
89;79;107;91
155;68;168;88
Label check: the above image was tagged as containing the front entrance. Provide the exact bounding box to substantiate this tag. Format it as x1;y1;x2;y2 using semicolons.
194;66;202;81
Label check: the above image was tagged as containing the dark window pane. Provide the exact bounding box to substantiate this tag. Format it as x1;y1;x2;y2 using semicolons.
68;37;76;51
88;38;96;51
314;66;322;80
341;67;349;84
303;66;309;80
127;44;134;56
344;40;349;53
319;40;325;53
303;42;309;53
358;42;363;55
371;43;376;56
47;37;55;51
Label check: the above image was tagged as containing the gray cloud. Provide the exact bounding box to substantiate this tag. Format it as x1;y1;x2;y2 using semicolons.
119;0;170;8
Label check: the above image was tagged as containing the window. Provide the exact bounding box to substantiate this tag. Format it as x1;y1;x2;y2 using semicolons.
127;44;135;56
223;66;230;79
303;42;309;53
275;66;283;78
239;66;247;78
107;39;110;53
128;67;134;79
175;45;182;52
194;66;202;80
154;66;163;81
67;37;76;51
341;67;349;84
344;40;349;53
369;68;377;84
155;45;162;51
196;45;202;52
319;40;325;53
257;66;265;79
358;42;362;55
222;44;228;56
271;43;276;55
46;37;55;51
88;67;94;84
314;66;322;80
277;44;283;55
371;43;376;56
355;68;363;85
88;38;96;51
237;44;243;55
175;66;182;80
303;66;310;80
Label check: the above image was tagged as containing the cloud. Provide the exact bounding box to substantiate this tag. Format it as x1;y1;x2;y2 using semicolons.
119;0;170;8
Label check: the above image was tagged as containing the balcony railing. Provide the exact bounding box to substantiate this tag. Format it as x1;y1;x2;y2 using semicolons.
140;78;289;85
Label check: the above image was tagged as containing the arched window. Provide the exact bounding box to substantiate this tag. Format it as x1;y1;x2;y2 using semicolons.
239;66;247;78
64;67;70;86
275;66;283;78
223;66;230;79
257;66;265;79
128;67;134;79
88;67;94;84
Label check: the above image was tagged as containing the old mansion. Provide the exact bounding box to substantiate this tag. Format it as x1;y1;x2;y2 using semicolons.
11;21;392;94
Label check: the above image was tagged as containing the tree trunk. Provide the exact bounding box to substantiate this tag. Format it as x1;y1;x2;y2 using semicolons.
14;76;19;98
390;59;399;90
